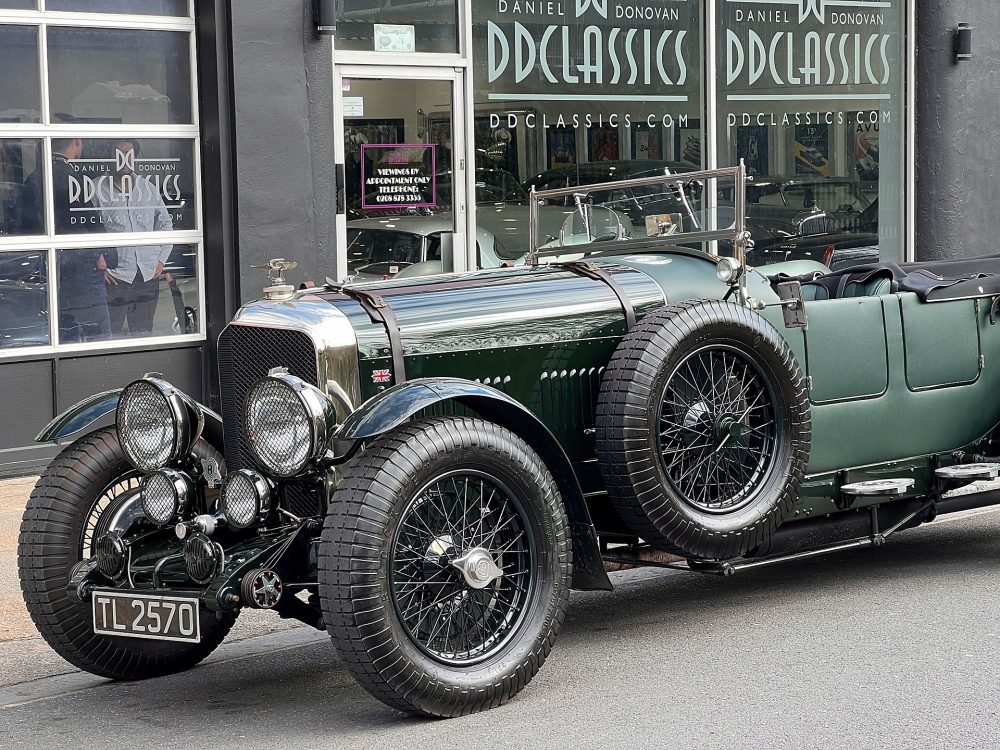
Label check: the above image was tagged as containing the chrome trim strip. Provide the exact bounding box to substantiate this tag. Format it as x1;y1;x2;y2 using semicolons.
225;297;362;424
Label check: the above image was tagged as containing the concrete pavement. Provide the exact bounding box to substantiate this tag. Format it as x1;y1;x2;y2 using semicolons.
0;476;35;643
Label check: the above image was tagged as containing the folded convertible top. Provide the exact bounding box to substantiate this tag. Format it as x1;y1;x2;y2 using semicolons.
767;252;1000;302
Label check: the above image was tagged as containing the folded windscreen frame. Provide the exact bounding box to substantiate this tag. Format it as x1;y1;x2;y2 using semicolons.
525;161;751;266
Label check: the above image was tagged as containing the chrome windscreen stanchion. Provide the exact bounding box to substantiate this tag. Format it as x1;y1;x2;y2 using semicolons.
527;184;540;267
523;162;755;309
732;159;751;307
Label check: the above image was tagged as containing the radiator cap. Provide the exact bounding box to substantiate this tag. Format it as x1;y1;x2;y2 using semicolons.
253;258;298;300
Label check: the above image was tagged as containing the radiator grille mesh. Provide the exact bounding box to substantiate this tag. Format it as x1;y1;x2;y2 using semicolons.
217;325;321;517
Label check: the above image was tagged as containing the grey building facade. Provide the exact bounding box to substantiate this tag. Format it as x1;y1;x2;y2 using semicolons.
0;0;996;474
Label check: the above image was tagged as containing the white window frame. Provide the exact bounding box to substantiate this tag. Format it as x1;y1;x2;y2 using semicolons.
330;0;474;279
0;0;204;359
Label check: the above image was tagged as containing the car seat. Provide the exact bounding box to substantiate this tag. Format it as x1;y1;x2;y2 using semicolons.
840;270;893;297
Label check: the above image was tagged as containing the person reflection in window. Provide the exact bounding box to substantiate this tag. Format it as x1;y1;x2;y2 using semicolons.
96;139;174;336
22;135;113;342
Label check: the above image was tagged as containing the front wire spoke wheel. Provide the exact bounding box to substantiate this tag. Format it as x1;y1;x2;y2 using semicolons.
320;417;571;717
658;344;779;514
17;428;236;681
389;469;535;665
79;472;141;559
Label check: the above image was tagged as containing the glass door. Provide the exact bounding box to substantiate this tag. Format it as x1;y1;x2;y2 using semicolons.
333;66;468;282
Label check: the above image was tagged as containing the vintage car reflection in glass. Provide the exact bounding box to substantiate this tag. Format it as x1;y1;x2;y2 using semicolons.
19;164;1000;718
0;251;48;348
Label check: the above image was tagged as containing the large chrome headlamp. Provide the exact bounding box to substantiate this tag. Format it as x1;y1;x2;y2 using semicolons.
244;370;336;478
116;375;204;473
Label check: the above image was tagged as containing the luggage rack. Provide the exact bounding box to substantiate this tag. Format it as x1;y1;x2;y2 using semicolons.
601;464;1000;577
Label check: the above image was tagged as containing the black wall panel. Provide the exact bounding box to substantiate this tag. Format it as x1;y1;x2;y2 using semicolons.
229;0;336;300
0;360;54;448
915;1;1000;261
56;346;204;410
0;345;204;475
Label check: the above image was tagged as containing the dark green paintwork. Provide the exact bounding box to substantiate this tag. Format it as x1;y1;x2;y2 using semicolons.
804;298;888;403
900;296;981;389
805;293;1000;475
318;248;1000;528
35;389;122;441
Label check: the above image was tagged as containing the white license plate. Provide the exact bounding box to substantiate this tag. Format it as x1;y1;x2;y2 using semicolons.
92;590;201;643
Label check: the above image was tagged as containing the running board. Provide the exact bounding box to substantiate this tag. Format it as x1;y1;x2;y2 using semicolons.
600;487;1000;578
935;463;1000;482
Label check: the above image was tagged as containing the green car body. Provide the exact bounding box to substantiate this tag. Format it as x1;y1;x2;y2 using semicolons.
314;251;1000;519
21;164;1000;717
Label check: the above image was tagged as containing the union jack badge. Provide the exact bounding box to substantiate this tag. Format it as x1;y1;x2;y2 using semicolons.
372;368;391;384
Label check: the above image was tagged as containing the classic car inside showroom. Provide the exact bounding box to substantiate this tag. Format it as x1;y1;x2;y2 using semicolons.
4;0;1000;742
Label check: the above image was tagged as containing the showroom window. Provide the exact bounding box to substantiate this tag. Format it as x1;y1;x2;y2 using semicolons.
335;0;460;54
715;0;906;268
471;0;704;262
459;0;906;269
334;0;909;278
0;2;202;353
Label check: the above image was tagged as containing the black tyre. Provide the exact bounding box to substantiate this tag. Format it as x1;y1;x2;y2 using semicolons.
319;417;572;717
18;428;236;680
596;300;810;560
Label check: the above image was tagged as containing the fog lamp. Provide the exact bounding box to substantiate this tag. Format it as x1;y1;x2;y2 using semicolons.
94;532;126;578
141;469;192;526
220;469;272;530
184;534;223;584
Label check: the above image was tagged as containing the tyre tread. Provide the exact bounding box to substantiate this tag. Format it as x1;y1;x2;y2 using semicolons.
318;417;571;717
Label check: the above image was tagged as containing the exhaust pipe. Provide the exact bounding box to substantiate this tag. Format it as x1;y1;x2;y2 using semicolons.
755;488;1000;559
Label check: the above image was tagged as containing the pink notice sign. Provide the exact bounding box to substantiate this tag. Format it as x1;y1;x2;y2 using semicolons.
360;143;436;210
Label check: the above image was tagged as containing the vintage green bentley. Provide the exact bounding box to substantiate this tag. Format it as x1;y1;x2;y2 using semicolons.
18;165;1000;717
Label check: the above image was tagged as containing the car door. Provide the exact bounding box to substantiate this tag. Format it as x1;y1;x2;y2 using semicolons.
803;295;889;404
897;294;982;390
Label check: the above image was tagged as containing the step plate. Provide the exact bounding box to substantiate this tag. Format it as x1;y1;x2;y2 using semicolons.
841;478;915;497
935;463;1000;482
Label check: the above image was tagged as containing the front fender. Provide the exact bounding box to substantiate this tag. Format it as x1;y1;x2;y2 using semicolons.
36;388;225;450
336;377;613;591
36;389;122;442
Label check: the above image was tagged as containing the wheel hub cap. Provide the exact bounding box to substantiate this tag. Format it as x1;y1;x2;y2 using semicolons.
450;547;503;589
714;413;744;441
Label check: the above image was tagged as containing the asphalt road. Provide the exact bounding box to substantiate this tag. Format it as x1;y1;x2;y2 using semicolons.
4;497;1000;749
